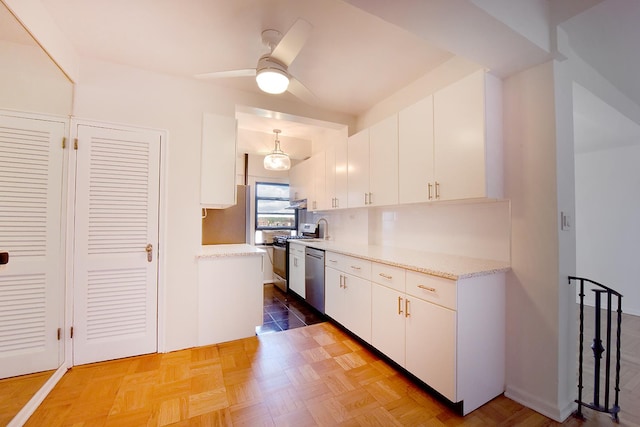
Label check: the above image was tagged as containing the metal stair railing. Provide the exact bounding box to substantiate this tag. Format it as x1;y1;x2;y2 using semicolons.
568;276;623;423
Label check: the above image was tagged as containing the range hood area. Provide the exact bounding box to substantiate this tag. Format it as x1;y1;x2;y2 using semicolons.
286;199;307;209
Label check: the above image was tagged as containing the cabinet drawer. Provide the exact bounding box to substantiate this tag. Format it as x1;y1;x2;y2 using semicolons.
406;271;456;310
289;242;305;256
371;262;405;292
325;252;371;280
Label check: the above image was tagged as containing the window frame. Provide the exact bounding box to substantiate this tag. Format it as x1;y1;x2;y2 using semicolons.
254;182;297;231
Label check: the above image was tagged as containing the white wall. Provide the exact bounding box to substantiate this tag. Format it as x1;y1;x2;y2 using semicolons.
3;0;80;82
0;40;72;115
502;60;575;421
576;145;640;315
72;57;353;352
309;200;511;262
369;201;511;262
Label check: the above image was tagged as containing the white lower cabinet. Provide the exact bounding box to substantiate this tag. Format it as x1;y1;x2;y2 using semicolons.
405;296;456;401
288;243;305;297
369;260;504;415
325;252;372;343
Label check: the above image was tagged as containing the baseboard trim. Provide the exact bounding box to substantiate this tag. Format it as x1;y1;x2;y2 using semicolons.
8;364;68;427
505;385;576;422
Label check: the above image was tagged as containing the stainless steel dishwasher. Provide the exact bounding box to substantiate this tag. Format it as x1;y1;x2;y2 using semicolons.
305;247;325;313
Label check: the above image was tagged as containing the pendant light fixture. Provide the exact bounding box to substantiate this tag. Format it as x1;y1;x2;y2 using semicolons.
263;129;291;171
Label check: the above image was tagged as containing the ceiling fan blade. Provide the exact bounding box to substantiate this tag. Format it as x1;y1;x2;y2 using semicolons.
271;18;312;67
288;77;317;105
195;68;256;79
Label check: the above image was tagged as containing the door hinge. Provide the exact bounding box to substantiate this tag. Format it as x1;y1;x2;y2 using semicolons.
74;138;78;150
70;326;74;339
62;137;66;149
57;327;61;340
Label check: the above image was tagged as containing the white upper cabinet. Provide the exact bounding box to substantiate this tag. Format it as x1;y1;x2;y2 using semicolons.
433;70;502;201
369;114;399;207
347;116;399;209
399;95;435;204
347;128;370;208
325;141;348;210
289;158;311;201
310;152;327;211
200;113;237;208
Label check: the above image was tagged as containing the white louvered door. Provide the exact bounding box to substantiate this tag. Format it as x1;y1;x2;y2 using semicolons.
73;124;160;365
0;113;65;379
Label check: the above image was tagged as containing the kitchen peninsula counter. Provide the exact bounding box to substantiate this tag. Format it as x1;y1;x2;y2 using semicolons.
196;244;264;346
294;240;509;280
197;243;265;258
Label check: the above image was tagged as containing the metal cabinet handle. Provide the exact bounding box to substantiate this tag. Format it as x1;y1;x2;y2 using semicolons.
379;272;392;280
343;276;347;289
428;182;433;200
398;296;404;315
364;192;368;205
368;192;372;205
145;244;153;262
350;265;361;270
339;274;343;288
435;181;440;199
329;259;338;263
418;284;437;292
405;298;410;318
335;198;339;208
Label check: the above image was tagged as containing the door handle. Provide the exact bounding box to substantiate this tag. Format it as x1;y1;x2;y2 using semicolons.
146;244;153;262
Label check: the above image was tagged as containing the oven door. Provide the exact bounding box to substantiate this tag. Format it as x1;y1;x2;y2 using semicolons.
272;244;287;280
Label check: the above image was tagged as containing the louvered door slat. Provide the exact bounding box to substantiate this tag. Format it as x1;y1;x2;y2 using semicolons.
73;123;160;365
0;113;65;379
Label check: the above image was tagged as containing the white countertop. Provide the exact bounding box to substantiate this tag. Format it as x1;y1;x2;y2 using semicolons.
292;240;509;280
197;244;265;259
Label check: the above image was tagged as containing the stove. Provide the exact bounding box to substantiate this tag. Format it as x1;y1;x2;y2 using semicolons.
272;223;319;292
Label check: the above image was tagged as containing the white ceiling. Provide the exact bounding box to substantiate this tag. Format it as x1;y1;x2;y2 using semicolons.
38;0;453;117
6;0;640;156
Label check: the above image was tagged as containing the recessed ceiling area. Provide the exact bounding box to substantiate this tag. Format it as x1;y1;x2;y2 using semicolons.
236;107;347;160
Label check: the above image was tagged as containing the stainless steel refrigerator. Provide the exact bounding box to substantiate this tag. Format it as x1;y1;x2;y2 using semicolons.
202;185;250;244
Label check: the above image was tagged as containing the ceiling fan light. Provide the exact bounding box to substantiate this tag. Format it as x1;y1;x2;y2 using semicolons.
256;68;289;94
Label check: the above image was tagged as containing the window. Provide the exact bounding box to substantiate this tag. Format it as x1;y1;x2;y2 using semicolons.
255;182;296;230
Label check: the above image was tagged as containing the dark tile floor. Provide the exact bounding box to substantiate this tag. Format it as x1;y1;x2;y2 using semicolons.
257;283;326;335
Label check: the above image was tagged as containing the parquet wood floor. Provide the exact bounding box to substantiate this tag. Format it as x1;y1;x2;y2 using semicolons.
0;370;53;426
23;321;636;427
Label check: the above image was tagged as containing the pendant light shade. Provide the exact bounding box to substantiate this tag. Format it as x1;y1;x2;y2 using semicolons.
264;129;291;171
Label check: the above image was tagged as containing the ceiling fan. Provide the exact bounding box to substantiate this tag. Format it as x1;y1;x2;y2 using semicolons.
196;18;315;103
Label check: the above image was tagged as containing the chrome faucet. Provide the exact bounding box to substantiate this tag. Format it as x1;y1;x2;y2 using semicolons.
316;218;330;240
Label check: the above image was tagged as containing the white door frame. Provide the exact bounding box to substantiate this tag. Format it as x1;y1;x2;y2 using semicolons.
64;118;168;368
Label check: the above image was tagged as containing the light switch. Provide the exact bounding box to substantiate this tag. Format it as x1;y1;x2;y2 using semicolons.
561;212;571;231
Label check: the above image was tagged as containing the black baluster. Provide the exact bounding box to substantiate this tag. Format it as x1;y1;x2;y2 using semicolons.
591;289;605;409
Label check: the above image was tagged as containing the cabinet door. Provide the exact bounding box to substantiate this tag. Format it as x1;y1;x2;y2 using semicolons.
343;273;372;343
311;152;327;211
325;145;336;208
369;114;398;207
347;128;369;208
399;96;435;204
405;297;456;401
434;70;486;201
289;159;311;201
288;250;305;297
371;284;405;366
324;267;345;324
334;139;348;209
200;113;237;208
